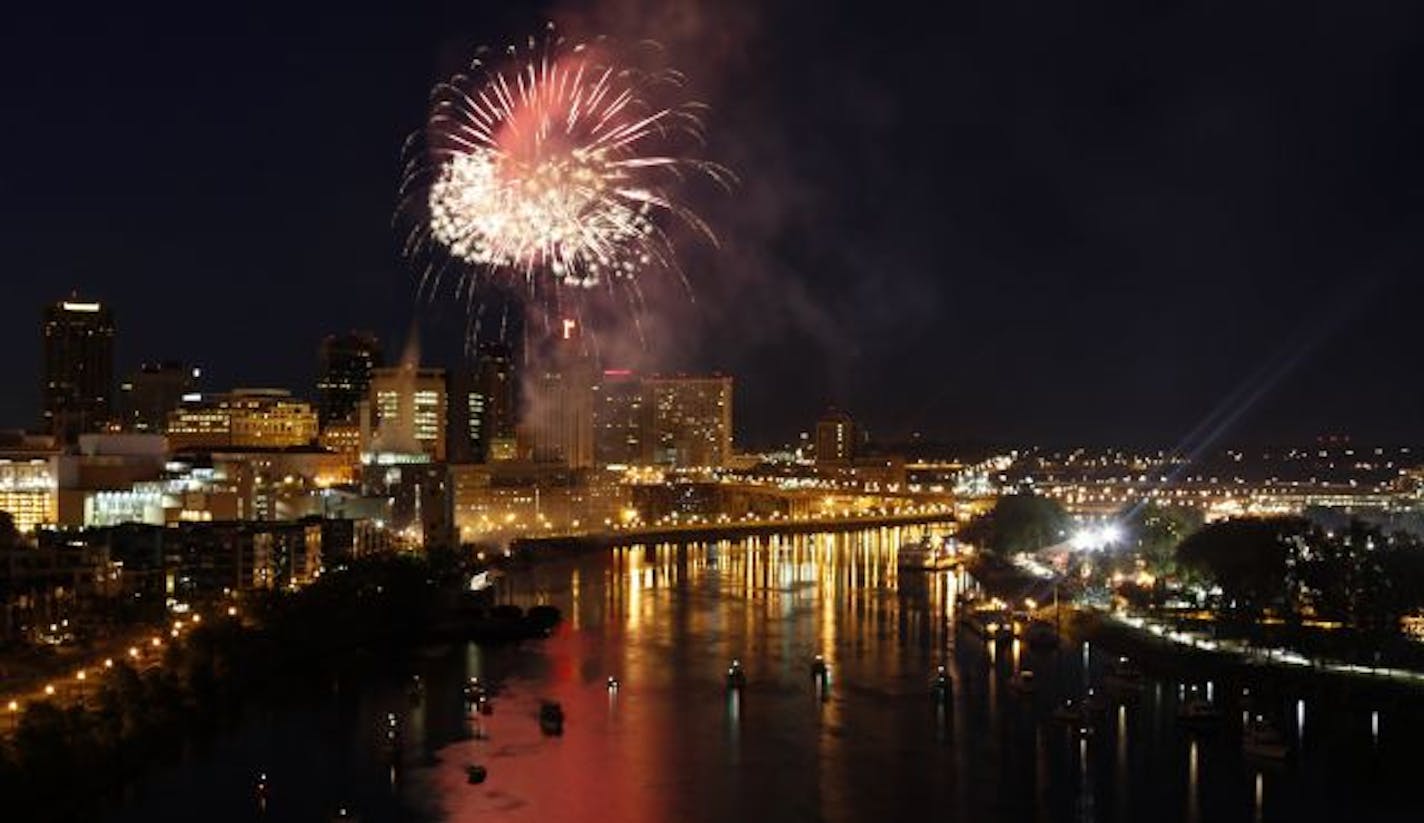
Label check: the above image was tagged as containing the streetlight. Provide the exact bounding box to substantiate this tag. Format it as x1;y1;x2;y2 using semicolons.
6;700;17;731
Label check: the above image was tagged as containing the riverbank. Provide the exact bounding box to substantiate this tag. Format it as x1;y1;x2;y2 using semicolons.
962;553;1424;701
2;553;561;821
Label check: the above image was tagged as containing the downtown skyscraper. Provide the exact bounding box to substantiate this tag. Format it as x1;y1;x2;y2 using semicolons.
316;332;383;427
41;297;115;443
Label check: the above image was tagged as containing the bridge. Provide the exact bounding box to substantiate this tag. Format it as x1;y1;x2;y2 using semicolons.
510;509;957;552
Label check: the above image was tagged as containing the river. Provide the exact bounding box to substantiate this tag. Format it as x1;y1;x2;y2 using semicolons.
102;528;1423;822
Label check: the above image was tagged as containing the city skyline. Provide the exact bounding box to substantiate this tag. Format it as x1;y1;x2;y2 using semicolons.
2;2;1423;447
6;5;1424;821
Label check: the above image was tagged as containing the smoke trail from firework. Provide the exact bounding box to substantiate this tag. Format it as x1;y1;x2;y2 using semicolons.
399;25;731;321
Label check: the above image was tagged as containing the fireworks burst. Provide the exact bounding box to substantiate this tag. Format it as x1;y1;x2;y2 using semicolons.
399;25;731;319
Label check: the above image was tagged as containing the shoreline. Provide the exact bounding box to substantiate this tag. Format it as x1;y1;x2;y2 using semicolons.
965;554;1424;701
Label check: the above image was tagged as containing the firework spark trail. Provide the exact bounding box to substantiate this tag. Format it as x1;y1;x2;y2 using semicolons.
399;26;731;329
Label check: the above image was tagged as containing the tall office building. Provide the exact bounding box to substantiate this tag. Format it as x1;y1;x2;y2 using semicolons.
527;321;595;469
475;342;517;458
317;332;383;426
646;375;733;468
118;361;199;433
447;365;485;464
449;342;517;463
593;370;646;466
815;409;857;464
369;364;447;461
42;297;116;443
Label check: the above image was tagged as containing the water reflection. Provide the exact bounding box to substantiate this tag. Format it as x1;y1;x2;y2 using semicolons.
100;527;1424;823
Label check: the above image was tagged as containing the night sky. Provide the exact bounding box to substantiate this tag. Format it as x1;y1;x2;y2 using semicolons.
3;1;1423;449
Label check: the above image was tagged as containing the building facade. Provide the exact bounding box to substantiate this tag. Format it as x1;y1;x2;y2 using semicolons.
118;361;198;433
815;409;857;464
317;332;382;426
526;324;595;469
42;298;116;442
167;389;319;451
646;375;733;468
369;364;447;461
449;341;518;463
593;370;646;466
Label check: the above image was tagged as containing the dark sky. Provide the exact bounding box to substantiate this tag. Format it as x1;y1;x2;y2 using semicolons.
3;1;1424;449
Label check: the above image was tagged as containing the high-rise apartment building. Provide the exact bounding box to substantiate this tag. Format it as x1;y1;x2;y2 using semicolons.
593;370;646;466
118;361;198;433
646;375;733;468
317;332;382;426
369;364;447;461
42;298;116;443
167;389;319;451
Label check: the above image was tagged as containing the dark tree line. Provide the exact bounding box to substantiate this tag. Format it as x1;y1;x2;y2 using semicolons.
1174;516;1424;633
959;494;1071;555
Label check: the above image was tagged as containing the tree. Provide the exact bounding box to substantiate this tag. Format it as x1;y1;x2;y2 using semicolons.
1124;503;1202;575
0;511;18;550
961;494;1070;556
1175;517;1311;617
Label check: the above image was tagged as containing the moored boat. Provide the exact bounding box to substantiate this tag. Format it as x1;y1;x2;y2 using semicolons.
898;538;959;571
1242;715;1290;760
539;701;565;736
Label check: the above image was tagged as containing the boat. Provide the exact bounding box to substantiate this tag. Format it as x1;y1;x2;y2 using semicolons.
810;655;829;682
897;537;959;571
463;677;488;704
1099;654;1144;692
466;764;488;784
1052;699;1087;724
726;660;747;690
1177;697;1222;726
1008;670;1037;695
1104;656;1145;692
1242;716;1290;761
931;665;952;701
1082;688;1108;716
539;701;565;736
